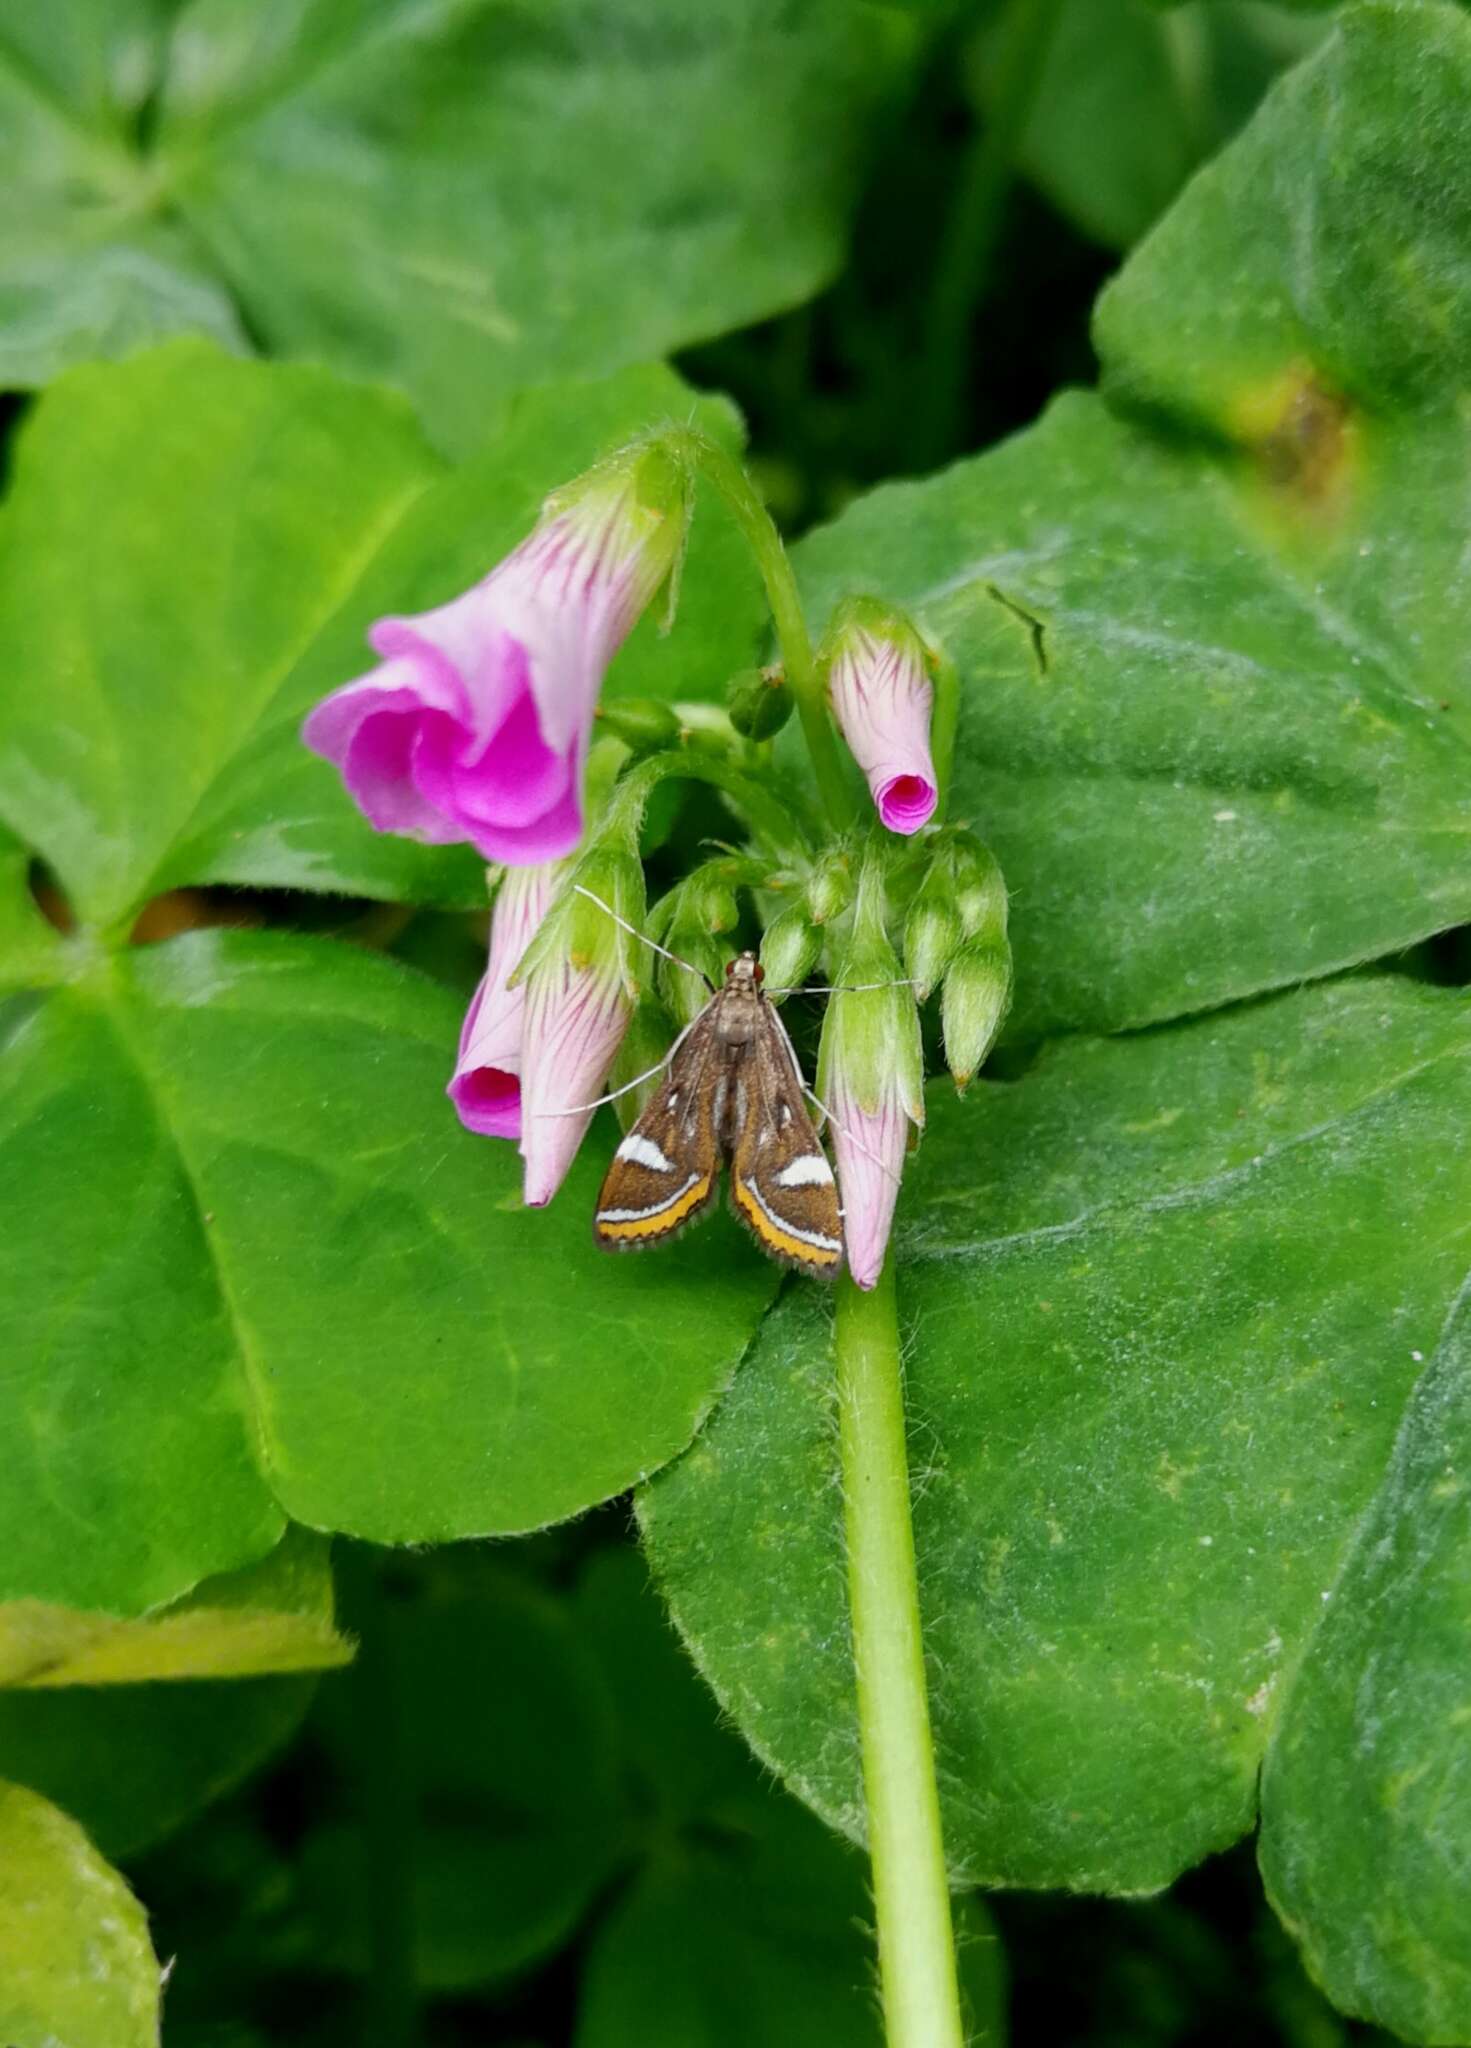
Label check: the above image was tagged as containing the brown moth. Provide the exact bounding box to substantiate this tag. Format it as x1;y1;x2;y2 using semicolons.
593;954;843;1277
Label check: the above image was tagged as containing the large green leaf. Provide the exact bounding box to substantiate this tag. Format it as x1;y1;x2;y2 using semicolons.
1;1;913;443
0;343;762;929
794;0;1471;1041
1;928;777;1618
641;979;1471;1911
0;1779;161;2046
1258;1283;1471;2041
970;1;1325;252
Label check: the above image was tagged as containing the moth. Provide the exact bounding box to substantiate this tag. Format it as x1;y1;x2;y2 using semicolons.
594;953;843;1277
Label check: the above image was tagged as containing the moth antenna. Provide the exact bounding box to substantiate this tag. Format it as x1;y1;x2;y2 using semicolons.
767;978;921;997
573;885;715;989
800;1083;904;1185
542;1051;676;1117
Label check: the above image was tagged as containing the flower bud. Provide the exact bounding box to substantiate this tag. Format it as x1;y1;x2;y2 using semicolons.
941;933;1013;1092
818;862;924;1290
726;663;794;741
514;836;643;1206
806;846;854;926
822;596;937;836
595;697;682;754
950;833;1008;941
759;900;823;992
903;856;963;1002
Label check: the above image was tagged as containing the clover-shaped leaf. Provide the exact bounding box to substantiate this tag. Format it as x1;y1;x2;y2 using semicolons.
0;348;778;1624
794;0;1471;1043
642;975;1471;2020
0;0;914;446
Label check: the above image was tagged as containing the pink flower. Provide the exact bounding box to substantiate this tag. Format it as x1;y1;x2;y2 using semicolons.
447;863;559;1139
302;444;689;866
517;952;634;1208
824;598;937;836
818;865;925;1289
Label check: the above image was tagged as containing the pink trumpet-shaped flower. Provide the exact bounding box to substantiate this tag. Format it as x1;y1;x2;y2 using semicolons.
818;866;925;1289
302;444;690;866
827;1078;914;1292
518;955;633;1207
447;863;559;1139
824;598;937;836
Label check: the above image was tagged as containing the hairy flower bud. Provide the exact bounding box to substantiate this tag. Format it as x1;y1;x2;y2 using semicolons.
903;856;963;1002
818;862;924;1290
806;846;854;927
513;837;643;1205
822;596;937;836
726;663;794;740
760;900;823;993
950;833;1009;941
941;934;1013;1092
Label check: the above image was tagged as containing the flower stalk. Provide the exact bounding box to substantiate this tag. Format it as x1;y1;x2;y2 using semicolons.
836;1260;966;2048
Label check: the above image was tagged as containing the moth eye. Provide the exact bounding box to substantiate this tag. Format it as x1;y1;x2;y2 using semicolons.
752;961;765;984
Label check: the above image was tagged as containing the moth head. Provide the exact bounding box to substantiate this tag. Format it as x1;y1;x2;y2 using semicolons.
726;952;763;988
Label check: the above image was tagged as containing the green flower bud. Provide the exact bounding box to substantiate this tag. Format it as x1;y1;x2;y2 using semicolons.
726;663;794;740
657;926;730;1028
759;900;823;992
950;833;1009;941
807;846;855;926
684;864;741;936
941;933;1013;1092
594;697;682;754
903;858;963;1001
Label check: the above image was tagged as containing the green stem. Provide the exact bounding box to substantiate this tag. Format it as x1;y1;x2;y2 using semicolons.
836;1261;966;2048
917;0;1065;467
670;428;859;832
607;743;817;869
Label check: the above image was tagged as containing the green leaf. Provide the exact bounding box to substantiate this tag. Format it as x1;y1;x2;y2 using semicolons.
794;0;1471;1040
972;1;1326;252
0;343;762;929
2;1;914;443
1;928;778;1617
0;1527;350;1687
0;1780;161;2048
302;1565;626;1990
1259;1284;1471;2042
641;977;1471;1897
0;1672;316;1861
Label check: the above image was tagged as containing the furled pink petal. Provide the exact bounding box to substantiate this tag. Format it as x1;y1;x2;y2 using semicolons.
447;864;559;1140
829;1084;910;1290
829;626;937;838
302;449;687;866
518;959;631;1207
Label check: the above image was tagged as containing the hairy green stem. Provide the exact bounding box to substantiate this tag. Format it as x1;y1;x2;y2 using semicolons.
918;0;1065;467
836;1262;966;2048
606;742;816;868
669;428;860;832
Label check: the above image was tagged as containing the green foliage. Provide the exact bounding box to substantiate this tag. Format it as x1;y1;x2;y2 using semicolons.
3;0;1470;2041
0;1780;161;2046
0;0;915;447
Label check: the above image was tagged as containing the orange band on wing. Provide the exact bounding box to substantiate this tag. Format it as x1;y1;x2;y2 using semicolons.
734;1180;841;1266
597;1174;712;1241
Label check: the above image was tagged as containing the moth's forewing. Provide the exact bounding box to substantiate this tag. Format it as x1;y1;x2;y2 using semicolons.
728;1003;843;1277
593;1011;721;1249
